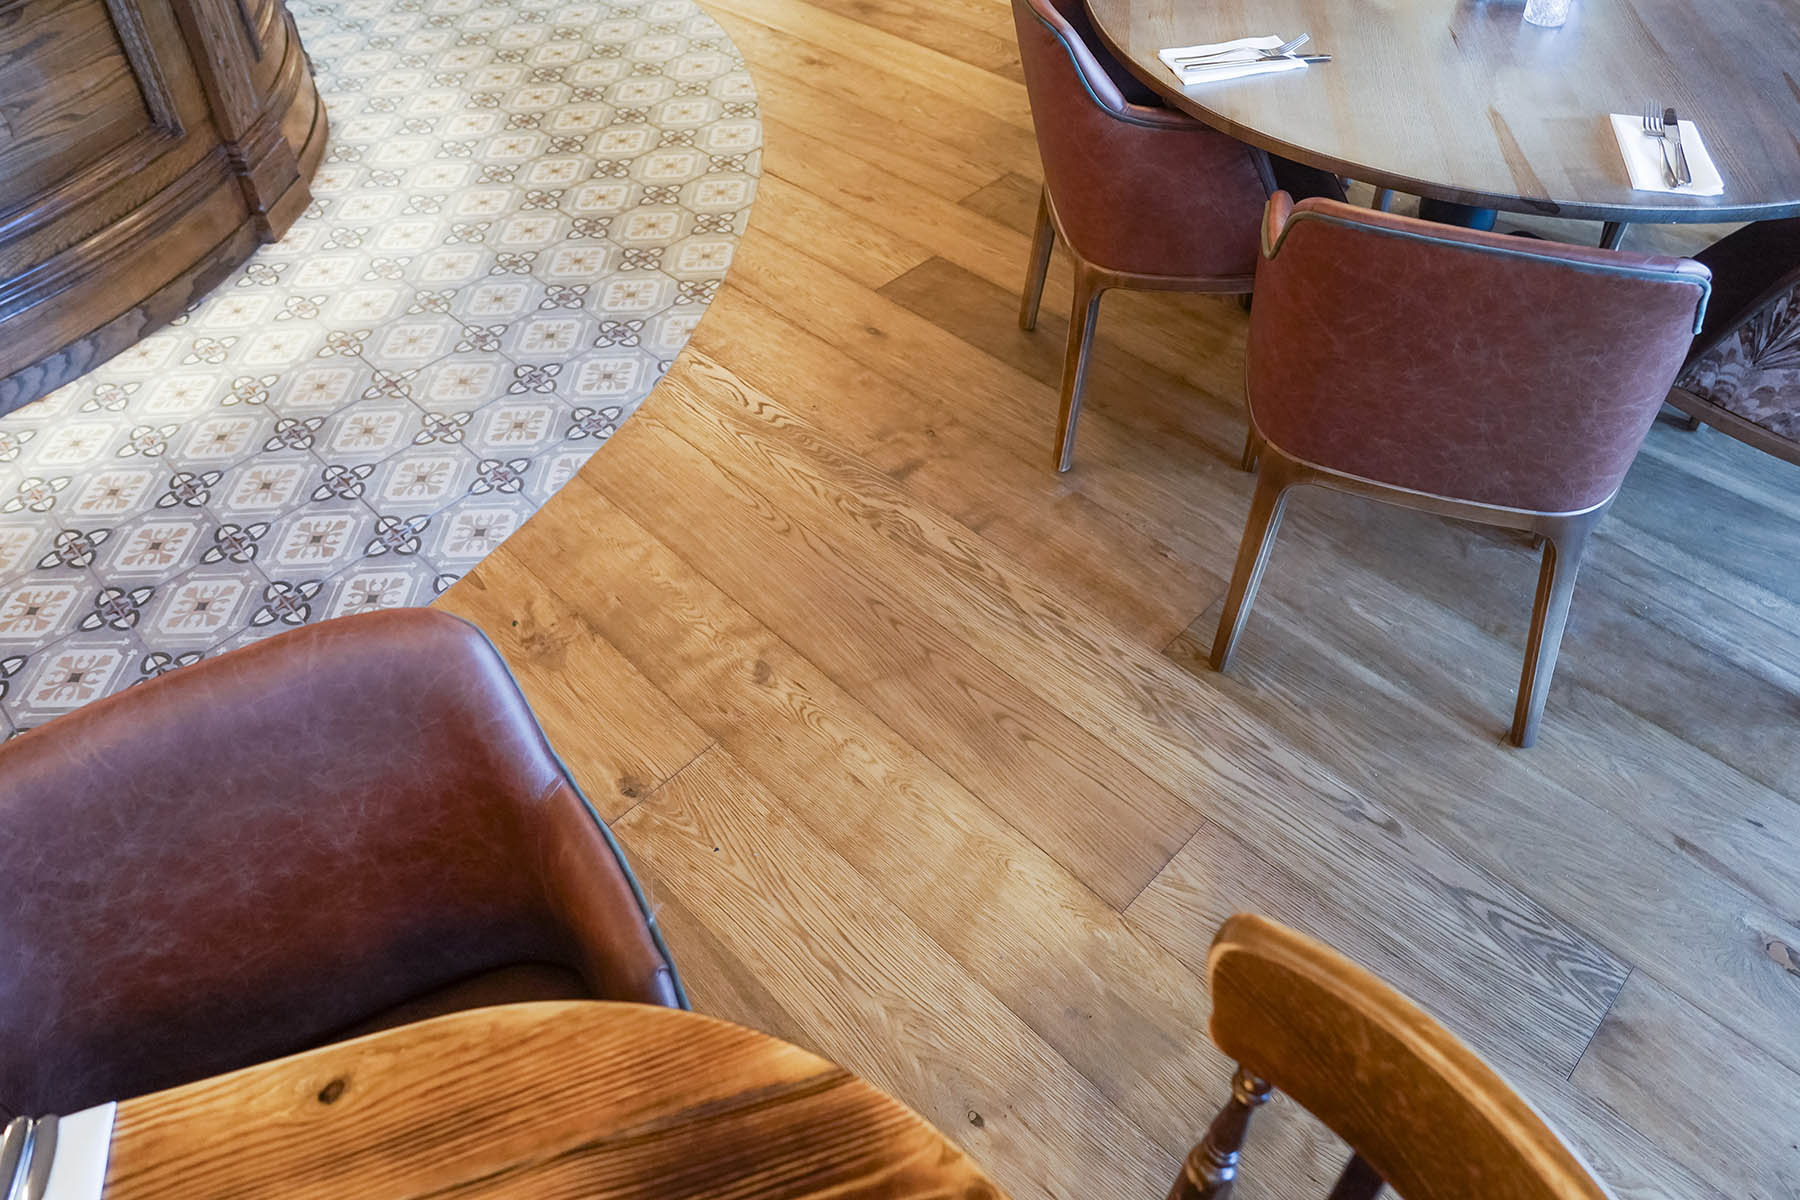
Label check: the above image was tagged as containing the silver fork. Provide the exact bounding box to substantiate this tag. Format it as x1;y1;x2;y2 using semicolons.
1176;32;1308;64
1642;102;1679;187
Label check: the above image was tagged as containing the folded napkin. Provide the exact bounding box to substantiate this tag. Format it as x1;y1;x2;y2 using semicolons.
1608;113;1724;196
41;1104;115;1200
1158;36;1308;85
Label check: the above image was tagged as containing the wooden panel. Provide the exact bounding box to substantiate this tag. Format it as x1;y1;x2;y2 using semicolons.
0;0;325;411
0;0;155;213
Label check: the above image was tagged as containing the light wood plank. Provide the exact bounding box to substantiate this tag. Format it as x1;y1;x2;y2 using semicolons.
632;350;1634;1068
481;511;1346;1181
613;746;1178;1200
691;286;1217;646
436;568;712;819
1570;971;1800;1200
584;407;1202;908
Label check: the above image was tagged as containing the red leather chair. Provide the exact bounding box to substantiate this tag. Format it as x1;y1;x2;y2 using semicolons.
1011;0;1342;472
1214;195;1711;747
1665;217;1800;466
0;610;683;1119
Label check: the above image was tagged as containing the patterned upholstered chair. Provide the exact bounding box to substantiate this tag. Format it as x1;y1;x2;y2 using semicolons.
0;610;683;1118
1214;196;1711;748
1664;218;1800;465
1010;0;1341;472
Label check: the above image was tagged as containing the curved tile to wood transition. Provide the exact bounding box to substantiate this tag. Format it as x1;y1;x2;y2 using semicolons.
0;0;761;736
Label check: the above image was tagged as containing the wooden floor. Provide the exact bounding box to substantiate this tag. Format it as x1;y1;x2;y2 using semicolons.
437;3;1800;1195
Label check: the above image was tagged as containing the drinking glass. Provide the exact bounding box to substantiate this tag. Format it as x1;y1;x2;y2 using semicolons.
1523;0;1571;26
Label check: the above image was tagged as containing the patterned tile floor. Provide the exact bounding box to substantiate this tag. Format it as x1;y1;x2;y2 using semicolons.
0;0;759;737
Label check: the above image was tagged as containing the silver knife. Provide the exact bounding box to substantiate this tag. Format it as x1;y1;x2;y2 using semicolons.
1;1118;30;1200
1663;107;1693;186
20;1114;57;1200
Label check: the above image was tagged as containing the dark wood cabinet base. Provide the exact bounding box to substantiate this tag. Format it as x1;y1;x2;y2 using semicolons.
0;0;328;418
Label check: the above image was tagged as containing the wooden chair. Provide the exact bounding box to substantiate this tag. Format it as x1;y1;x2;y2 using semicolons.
1171;914;1614;1200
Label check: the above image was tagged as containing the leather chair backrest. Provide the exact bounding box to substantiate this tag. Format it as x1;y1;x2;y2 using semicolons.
0;610;679;1117
1010;0;1268;278
1247;195;1711;512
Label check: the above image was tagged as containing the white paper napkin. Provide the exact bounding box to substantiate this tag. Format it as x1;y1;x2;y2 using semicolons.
1608;113;1724;196
1158;36;1309;85
42;1104;116;1200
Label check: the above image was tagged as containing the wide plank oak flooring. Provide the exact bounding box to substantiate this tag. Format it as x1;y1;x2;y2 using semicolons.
440;4;1800;1194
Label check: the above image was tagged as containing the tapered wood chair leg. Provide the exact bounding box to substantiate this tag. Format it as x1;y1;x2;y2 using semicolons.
1167;1067;1272;1200
1325;1154;1386;1200
1052;267;1105;472
1239;425;1263;472
1210;462;1294;671
1019;189;1055;332
1510;515;1597;748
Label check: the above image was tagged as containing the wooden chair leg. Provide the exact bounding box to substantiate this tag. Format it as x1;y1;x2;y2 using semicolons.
1019;188;1055;332
1167;1067;1272;1200
1239;425;1263;472
1510;511;1599;748
1326;1153;1386;1199
1210;458;1294;671
1052;266;1104;473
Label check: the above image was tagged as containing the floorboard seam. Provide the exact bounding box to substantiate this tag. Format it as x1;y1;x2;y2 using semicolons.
1565;965;1631;1082
611;739;722;827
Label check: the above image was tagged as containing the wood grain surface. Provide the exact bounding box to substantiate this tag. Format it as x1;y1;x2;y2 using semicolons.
424;0;1800;1195
103;1002;1004;1199
1083;0;1800;222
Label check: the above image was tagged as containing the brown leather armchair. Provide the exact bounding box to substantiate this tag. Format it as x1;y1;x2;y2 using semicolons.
1011;0;1343;472
0;609;683;1119
1215;195;1711;747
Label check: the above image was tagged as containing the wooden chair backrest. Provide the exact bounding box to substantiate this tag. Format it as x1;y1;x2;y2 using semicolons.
1174;914;1615;1200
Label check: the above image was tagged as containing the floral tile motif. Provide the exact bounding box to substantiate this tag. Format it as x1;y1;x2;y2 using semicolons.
0;0;758;737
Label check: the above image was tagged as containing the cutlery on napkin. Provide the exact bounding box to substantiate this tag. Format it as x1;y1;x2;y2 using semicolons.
1608;113;1724;195
1158;36;1310;85
4;1105;116;1200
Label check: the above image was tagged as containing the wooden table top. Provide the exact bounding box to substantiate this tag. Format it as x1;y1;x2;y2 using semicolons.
98;1002;1005;1199
1084;0;1800;223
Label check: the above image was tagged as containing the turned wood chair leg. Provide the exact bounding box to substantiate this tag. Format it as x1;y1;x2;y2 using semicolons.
1020;188;1056;332
1510;510;1600;748
1167;1066;1273;1200
1325;1153;1386;1199
1210;457;1295;671
1052;266;1105;473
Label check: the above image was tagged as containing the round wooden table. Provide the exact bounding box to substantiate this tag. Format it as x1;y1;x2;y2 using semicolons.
95;1003;1005;1199
1084;0;1800;224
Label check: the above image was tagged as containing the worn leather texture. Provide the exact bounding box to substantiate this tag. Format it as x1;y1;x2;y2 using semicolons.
1248;196;1710;512
1012;0;1268;278
0;610;682;1118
